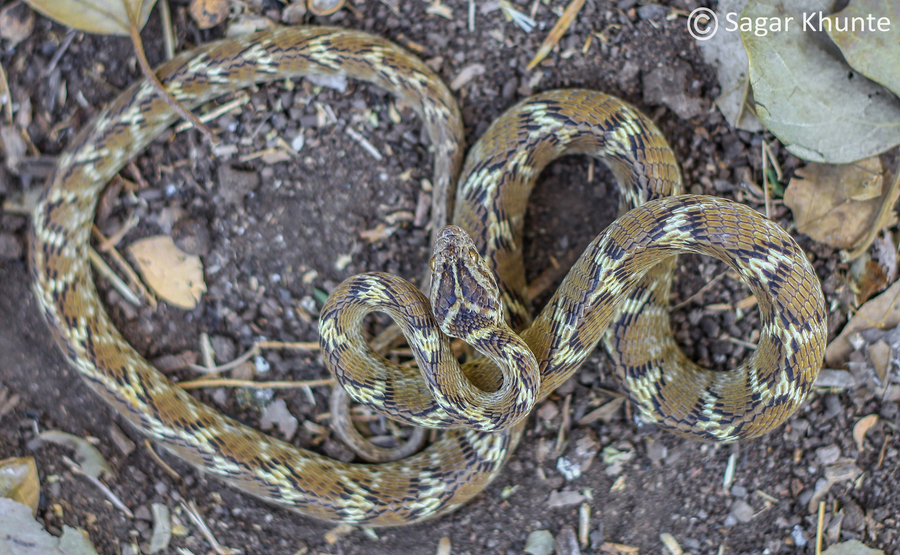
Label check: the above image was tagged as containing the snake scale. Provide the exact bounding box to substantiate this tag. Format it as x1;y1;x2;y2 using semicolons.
30;26;827;526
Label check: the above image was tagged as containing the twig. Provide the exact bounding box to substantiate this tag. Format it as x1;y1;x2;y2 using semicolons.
91;226;157;309
671;272;726;310
815;501;825;555
178;377;335;391
344;127;383;160
88;246;142;306
257;340;320;350
761;140;771;220
186;340;319;374
188;344;260;374
97;213;139;251
527;0;587;70
468;0;476;31
181;501;238;555
62;455;134;518
722;335;757;350
44;30;76;77
761;140;782;182
143;439;182;480
174;93;251;133
0;60;12;124
127;22;216;143
555;393;572;452
159;0;175;61
876;433;890;470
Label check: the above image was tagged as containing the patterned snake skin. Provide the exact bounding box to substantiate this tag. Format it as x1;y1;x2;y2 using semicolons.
30;26;827;526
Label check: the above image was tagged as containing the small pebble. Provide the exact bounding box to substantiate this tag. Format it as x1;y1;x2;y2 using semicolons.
730;499;755;523
523;530;554;555
815;445;841;466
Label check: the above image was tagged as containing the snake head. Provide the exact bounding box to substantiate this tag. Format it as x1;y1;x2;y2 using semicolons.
429;225;503;339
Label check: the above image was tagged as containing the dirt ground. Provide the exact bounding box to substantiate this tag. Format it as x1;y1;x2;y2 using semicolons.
1;0;898;554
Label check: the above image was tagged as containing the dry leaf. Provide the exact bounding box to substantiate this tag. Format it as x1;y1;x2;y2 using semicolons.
743;0;900;163
0;457;39;514
823;539;884;555
23;0;156;36
129;235;206;310
0;2;35;46
38;431;114;479
785;157;895;251
826;1;900;99
825;278;900;365
852;414;878;452
189;0;228;29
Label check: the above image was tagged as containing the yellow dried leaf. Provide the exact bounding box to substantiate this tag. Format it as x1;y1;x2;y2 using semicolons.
853;414;878;452
0;457;39;514
785;157;894;251
23;0;156;36
129;235;206;310
825;278;900;365
189;0;228;29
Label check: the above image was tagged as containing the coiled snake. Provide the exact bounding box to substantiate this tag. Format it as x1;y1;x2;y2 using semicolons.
30;26;827;526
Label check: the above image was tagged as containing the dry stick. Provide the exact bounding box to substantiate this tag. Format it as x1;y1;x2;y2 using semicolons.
761;140;783;182
97;213;139;251
44;29;76;77
876;434;890;470
181;501;238;555
527;0;587;70
671;272;727;310
127;24;216;143
179;377;335;391
87;246;143;306
555;393;572;452
91;226;157;309
61;455;134;518
761;140;771;220
174;93;251;133
815;501;825;555
159;0;176;61
0;60;12;124
143;439;182;480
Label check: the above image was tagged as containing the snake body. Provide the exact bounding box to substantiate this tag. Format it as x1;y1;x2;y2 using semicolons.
31;26;827;526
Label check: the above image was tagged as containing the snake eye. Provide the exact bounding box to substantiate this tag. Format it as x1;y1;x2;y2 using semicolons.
468;248;479;261
429;257;437;271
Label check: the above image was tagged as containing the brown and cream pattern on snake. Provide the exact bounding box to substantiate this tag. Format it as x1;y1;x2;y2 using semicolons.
31;26;827;526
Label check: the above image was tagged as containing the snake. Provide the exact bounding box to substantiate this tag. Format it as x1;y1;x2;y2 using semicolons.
29;26;828;527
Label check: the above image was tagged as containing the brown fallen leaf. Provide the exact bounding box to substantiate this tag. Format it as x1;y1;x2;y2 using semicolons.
856;259;889;305
129;235;206;310
0;457;39;514
853;414;878;452
24;0;155;36
825;278;900;365
785;157;896;253
822;539;884;555
189;0;228;29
